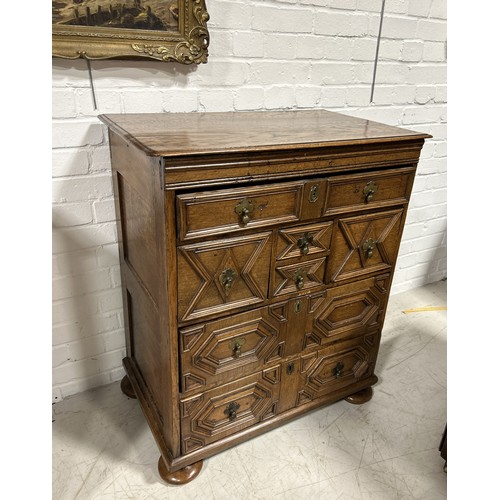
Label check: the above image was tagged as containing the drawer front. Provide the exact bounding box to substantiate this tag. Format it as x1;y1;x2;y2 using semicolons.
180;371;281;454
271;257;327;297
275;221;333;261
177;181;304;241
309;274;389;346
270;220;333;298
283;274;390;356
328;208;405;283
178;232;272;322
180;304;288;393
296;334;378;407
323;167;415;216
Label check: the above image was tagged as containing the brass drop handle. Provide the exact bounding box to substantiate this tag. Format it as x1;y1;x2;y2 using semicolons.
219;268;237;292
241;208;251;225
363;239;376;258
297;232;313;256
293;270;306;290
332;362;344;379
224;401;240;421
230;338;246;358
363;181;378;203
235;199;254;226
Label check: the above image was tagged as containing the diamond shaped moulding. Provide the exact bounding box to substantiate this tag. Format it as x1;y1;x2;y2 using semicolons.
177;232;272;322
275;221;333;261
273;257;326;297
329;209;404;283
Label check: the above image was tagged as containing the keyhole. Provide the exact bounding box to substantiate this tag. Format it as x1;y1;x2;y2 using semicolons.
294;301;302;314
309;184;319;203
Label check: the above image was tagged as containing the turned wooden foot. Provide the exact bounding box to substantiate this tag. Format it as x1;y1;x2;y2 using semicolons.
158;456;203;485
344;386;373;405
120;375;137;399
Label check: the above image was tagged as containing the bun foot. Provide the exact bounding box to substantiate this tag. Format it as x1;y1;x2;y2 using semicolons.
120;375;136;399
158;457;203;485
344;386;373;405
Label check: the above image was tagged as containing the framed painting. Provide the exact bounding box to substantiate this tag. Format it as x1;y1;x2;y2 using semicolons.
52;0;209;64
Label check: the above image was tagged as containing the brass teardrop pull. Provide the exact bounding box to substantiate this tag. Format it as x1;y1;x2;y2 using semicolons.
363;239;376;258
235;199;254;226
219;268;237;293
363;181;378;203
332;362;344;379
224;401;240;421
297;232;313;256
230;338;246;358
293;270;306;290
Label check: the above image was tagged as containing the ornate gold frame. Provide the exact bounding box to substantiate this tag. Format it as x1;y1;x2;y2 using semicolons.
52;0;209;64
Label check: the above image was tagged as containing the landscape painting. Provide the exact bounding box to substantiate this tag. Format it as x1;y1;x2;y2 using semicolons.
52;0;179;31
52;0;210;64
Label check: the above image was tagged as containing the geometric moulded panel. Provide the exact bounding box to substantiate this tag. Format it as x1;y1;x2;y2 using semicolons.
178;231;272;322
180;306;286;393
180;372;280;448
311;274;390;345
303;342;373;399
328;209;404;283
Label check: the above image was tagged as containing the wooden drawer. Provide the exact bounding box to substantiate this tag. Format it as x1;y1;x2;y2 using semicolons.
295;334;378;406
323;167;415;216
328;208;406;283
177;232;272;323
282;274;390;357
177;181;304;241
271;257;327;298
179;304;288;394
307;274;390;346
270;220;332;298
180;370;281;455
274;221;333;261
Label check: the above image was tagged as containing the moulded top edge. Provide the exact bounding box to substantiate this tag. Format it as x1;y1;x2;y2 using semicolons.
98;110;432;158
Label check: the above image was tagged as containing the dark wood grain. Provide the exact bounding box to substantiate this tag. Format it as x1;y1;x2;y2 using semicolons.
100;109;430;483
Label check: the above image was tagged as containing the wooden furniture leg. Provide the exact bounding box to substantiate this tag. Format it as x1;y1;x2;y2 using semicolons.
344;386;373;405
120;375;137;399
158;457;203;485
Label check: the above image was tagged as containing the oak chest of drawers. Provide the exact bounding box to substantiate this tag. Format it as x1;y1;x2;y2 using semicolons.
99;110;430;485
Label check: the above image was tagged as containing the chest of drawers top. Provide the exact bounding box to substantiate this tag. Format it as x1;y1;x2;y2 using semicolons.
99;109;430;189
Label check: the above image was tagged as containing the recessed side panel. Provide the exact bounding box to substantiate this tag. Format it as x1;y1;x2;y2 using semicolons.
125;268;163;424
118;173;159;306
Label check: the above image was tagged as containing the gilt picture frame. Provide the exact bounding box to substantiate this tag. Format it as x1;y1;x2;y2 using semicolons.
52;0;209;64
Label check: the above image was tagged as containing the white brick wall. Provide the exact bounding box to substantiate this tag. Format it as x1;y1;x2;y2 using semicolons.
52;0;447;401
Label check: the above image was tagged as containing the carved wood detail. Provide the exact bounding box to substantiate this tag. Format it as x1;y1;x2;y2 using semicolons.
180;373;280;448
180;306;287;393
273;257;326;297
178;232;272;322
328;209;405;283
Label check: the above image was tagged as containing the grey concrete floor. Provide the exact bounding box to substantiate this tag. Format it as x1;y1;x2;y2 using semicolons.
52;280;447;499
